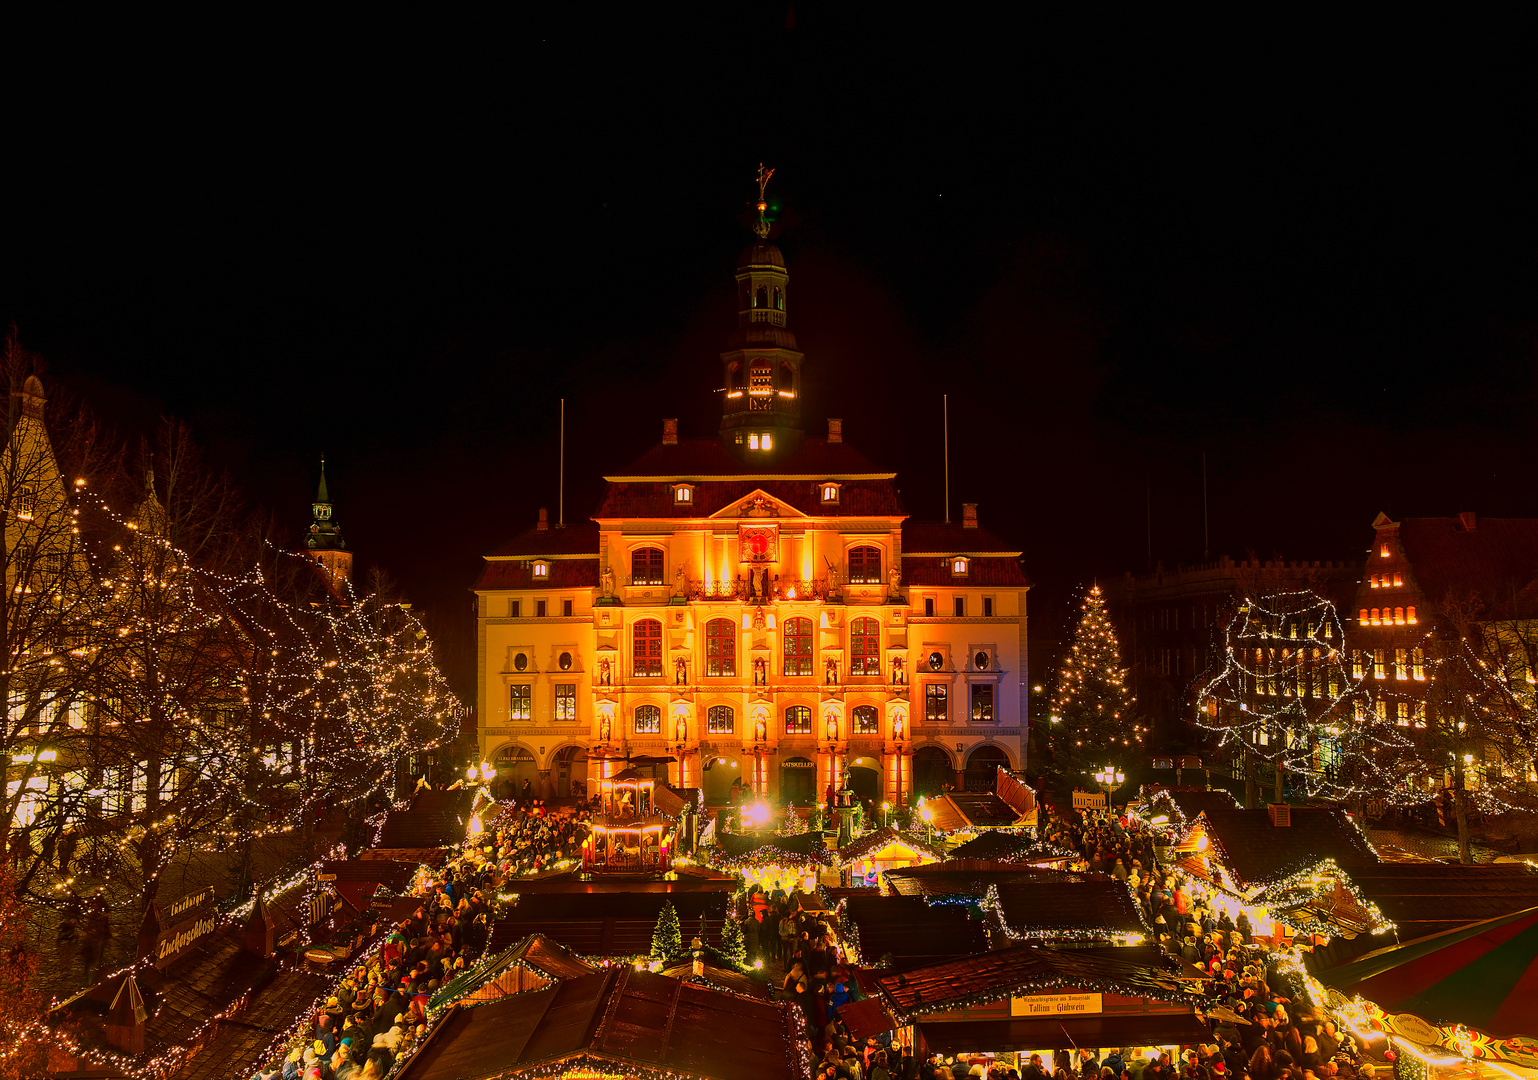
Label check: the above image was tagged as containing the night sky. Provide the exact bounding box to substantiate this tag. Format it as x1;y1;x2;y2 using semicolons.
5;12;1535;697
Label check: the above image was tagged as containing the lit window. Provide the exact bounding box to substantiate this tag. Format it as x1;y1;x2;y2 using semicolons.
632;548;664;586
1395;648;1407;680
1394;572;1403;586
852;705;880;735
510;684;531;720
707;705;735;735
1407;605;1417;624
1375;699;1388;722
1412;648;1425;680
706;618;736;677
952;557;969;576
1373;649;1386;679
674;485;693;504
532;561;549;579
785;705;812;735
1413;701;1426;727
1369;575;1379;588
1394;607;1405;625
14;484;35;521
850;617;881;676
925;684;947;722
1381;544;1391;558
747;433;773;451
555;684;576;721
821;483;839;504
1359;608;1369;624
634;705;662;734
783;617;814;676
848;546;882;584
1353;652;1365;680
1395;702;1410;727
632;619;663;677
971;684;995;722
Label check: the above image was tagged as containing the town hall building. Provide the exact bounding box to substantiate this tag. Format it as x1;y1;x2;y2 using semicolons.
474;203;1030;807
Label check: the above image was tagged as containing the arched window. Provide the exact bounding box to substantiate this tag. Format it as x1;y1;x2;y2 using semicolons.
632;619;663;676
1370;608;1381;625
1359;608;1369;624
632;547;664;586
784;617;814;676
785;705;812;734
848;546;882;585
706;618;736;677
852;705;880;735
707;705;734;734
1394;607;1405;625
755;285;768;309
634;704;662;734
773;286;783;311
1407;605;1418;624
850;617;881;676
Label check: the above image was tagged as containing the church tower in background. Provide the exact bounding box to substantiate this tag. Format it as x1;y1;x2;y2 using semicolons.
304;455;352;589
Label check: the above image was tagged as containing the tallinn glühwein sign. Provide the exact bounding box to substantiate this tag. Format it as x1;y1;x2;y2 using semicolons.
138;885;219;969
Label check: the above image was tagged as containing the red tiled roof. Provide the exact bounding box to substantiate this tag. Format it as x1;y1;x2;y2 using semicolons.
607;436;889;479
901;521;1021;554
902;555;1030;587
486;523;601;558
1395;516;1538;614
474;558;599;591
594;478;904;519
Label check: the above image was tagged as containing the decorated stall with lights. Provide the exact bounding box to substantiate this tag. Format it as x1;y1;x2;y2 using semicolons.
833;826;949;887
872;943;1209;1071
710;829;831;895
582;769;676;875
919;767;1037;843
1170;805;1391;944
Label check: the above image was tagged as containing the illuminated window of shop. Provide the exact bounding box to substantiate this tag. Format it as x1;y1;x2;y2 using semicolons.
509;684;531;720
784;705;812;734
783;617;814;676
705;618;736;677
707;705;734;735
634;704;662;734
850;617;881;676
852;705;880;735
632;619;663;677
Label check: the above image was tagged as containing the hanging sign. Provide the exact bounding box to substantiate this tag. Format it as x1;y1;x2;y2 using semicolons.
1011;992;1103;1016
152;886;219;969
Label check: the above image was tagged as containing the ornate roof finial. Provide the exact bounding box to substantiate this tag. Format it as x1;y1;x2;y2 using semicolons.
753;162;775;238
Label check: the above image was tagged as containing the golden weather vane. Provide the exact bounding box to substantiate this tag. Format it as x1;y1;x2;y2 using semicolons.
753;163;775;237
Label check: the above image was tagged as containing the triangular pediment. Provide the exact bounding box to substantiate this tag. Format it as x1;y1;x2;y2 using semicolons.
707;488;809;520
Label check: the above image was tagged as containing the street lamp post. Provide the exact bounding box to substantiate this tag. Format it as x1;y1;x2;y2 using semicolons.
1093;764;1125;810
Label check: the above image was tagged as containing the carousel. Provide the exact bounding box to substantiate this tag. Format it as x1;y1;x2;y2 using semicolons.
581;769;676;876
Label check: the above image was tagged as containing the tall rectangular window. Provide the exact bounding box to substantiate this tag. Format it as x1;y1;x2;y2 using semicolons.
783;617;814;676
982;597;994;617
707;705;735;734
634;704;662;734
848;546;882;584
784;705;812;734
509;599;521;618
925;684;947;722
706;619;736;677
563;599;574;617
954;597;965;618
632;619;663;677
632;548;665;586
850;617;881;676
971;684;994;722
1373;649;1385;679
1395;701;1410;727
924;597;935;617
1412;648;1425;680
536;599;547;618
509;684;531;720
1395;647;1407;680
555;683;576;721
853;705;880;735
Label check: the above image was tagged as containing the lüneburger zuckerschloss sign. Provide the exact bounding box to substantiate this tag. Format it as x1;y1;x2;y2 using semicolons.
148;886;219;969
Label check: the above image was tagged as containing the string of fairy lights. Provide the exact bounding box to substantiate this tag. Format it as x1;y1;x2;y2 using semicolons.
1195;589;1538;813
4;476;463;918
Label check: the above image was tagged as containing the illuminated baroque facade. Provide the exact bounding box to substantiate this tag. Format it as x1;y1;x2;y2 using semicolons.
474;223;1029;807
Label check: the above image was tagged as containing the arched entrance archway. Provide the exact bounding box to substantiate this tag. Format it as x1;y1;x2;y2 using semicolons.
964;744;1012;791
848;755;881;805
912;746;955;799
702;751;741;806
778;756;816;806
493;745;537;799
552;745;586;799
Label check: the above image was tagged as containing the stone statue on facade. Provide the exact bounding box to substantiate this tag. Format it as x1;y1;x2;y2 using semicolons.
887;565;903;598
891;654;905;685
826;657;839;686
600;562;615;599
674;656;687;685
755;714;767;743
674;565;687;598
753;657;767;686
598;657;612;686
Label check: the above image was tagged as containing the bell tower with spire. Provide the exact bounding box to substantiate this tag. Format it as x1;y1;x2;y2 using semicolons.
720;164;804;460
304;455;352;589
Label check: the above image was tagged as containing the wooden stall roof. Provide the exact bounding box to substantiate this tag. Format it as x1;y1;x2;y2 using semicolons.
947;832;1070;864
714;829;831;866
395;968;809;1080
317;859;420;889
928;791;1026;832
487;892;729;958
990;874;1150;939
841;894;991;971
834;826;948;868
1143;787;1240;823
433;933;599;1008
875;943;1200;1018
1348;862;1538;941
1191;808;1378;888
920;1013;1211;1054
657;960;773;999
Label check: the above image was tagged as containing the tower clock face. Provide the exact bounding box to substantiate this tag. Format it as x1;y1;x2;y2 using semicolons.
313;504;331;520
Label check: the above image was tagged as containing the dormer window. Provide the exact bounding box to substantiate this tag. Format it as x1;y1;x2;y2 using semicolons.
673;484;694;505
820;482;840;505
748;433;773;451
532;560;550;580
951;557;969;577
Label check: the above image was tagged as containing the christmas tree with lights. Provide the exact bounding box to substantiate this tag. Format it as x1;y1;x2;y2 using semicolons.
1049;584;1141;773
